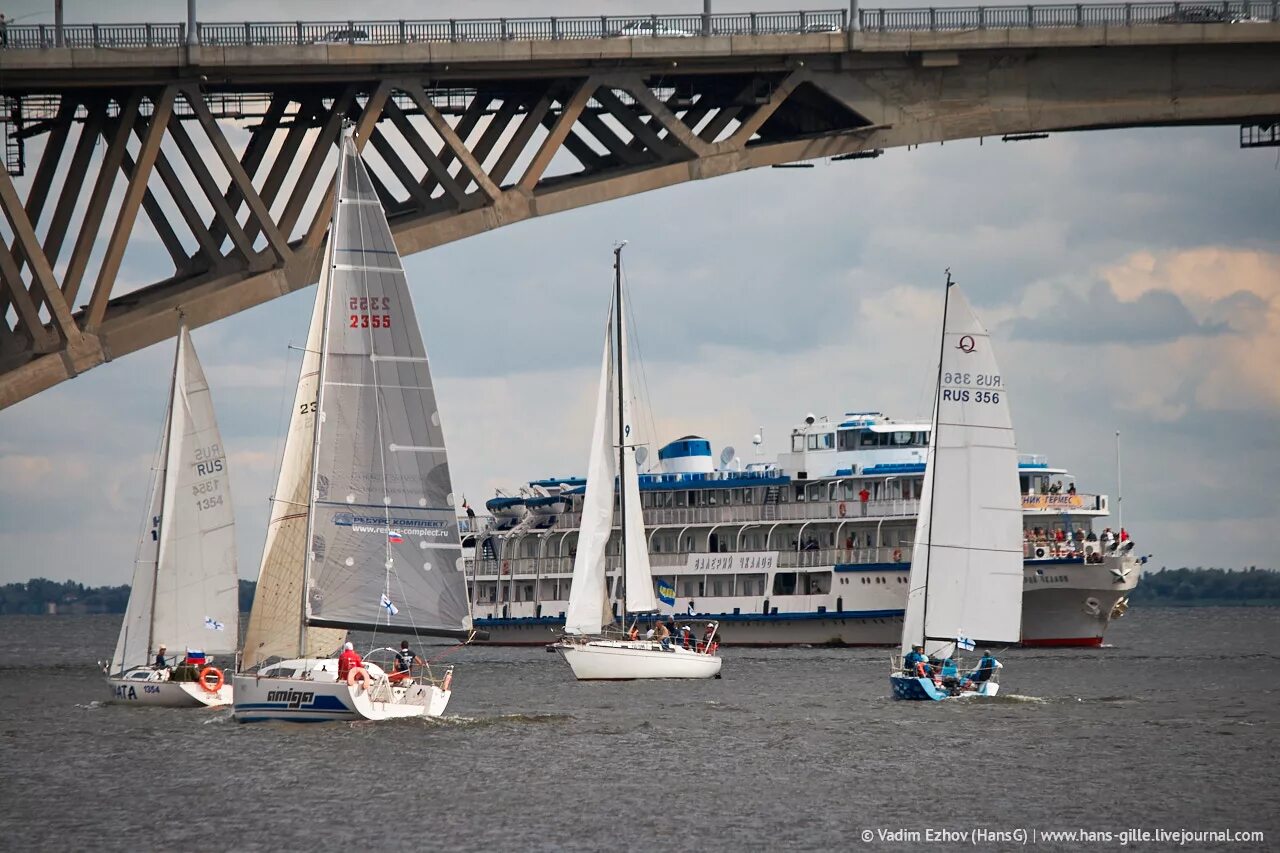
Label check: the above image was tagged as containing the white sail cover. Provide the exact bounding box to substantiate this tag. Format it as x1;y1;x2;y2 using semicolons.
113;327;238;671
304;133;471;637
901;284;1023;657
564;314;617;635
619;292;657;614
242;284;345;666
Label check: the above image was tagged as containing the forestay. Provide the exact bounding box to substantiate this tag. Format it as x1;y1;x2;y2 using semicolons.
901;284;1023;657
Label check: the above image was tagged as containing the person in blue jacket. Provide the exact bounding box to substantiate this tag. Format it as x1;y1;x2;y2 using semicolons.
903;644;929;676
970;650;1000;683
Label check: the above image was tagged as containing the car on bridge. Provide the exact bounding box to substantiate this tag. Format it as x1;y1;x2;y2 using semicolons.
1154;6;1252;23
610;21;695;38
314;27;372;44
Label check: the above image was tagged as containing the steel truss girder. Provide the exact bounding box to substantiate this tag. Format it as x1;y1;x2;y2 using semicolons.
1;40;1278;408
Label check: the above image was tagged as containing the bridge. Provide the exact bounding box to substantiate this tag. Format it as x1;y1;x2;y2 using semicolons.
0;3;1277;409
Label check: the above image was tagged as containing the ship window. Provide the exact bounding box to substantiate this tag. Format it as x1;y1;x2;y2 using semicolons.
894;431;912;445
710;577;729;597
818;432;834;450
678;576;703;597
737;573;766;596
807;434;818;450
838;429;857;451
744;489;754;505
792;433;804;452
860;431;876;447
772;572;798;595
642;493;653;508
801;571;832;595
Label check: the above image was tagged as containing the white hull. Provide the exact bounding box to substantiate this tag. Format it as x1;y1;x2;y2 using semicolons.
106;673;231;707
557;639;722;680
232;671;450;723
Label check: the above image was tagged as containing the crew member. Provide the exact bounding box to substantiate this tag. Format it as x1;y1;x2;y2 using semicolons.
153;645;168;669
653;620;670;650
337;641;363;681
392;640;424;683
970;650;1000;684
903;644;928;676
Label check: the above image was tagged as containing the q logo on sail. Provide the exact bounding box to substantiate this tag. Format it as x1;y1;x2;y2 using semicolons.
957;335;976;354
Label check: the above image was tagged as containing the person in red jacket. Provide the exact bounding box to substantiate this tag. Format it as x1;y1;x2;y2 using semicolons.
337;642;362;681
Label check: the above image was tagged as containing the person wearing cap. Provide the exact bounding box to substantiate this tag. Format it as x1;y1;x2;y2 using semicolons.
337;641;363;682
391;640;424;683
903;644;928;677
152;645;169;670
969;650;1000;685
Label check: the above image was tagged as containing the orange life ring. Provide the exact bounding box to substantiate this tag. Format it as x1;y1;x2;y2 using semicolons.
198;666;223;694
892;548;903;562
347;666;372;692
441;670;453;692
838;502;847;517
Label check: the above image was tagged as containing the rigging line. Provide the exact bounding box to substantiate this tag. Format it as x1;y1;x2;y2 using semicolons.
619;260;660;473
264;340;299;528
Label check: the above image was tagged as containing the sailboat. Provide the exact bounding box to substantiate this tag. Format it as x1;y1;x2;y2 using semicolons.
555;244;722;681
890;273;1023;701
232;128;477;723
104;321;238;707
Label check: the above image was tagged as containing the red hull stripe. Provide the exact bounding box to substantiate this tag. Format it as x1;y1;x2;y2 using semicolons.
1021;637;1104;648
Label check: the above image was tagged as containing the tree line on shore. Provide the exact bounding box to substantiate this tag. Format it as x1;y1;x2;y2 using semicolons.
0;579;259;615
4;567;1280;615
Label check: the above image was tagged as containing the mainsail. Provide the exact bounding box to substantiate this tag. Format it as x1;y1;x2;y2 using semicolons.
564;310;616;635
901;283;1023;657
302;133;471;639
112;326;238;672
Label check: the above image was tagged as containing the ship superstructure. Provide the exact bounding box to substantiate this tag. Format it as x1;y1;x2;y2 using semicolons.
460;412;1141;647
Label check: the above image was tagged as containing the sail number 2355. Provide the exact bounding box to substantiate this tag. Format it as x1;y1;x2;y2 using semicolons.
349;296;393;329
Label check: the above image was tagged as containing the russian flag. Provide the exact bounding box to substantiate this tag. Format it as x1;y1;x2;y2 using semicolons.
185;649;207;665
387;530;404;543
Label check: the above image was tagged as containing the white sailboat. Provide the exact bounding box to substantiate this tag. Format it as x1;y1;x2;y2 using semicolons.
104;322;238;707
233;128;476;723
555;245;722;681
890;273;1023;701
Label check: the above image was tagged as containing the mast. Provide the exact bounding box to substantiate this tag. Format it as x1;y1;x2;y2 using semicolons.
614;242;627;622
921;270;954;650
299;131;347;657
147;318;184;660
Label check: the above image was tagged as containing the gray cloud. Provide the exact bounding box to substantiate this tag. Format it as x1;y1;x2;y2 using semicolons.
1010;280;1228;345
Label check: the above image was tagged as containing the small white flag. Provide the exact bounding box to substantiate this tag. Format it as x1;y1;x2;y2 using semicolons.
379;593;399;617
204;617;225;631
957;635;975;651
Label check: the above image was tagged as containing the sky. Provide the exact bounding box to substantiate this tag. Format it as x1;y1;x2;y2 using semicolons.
1;2;1278;588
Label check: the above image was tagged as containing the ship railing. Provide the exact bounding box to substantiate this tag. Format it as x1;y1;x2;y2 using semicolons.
466;545;914;577
546;497;920;530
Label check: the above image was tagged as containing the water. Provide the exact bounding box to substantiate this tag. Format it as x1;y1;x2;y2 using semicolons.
1;607;1277;851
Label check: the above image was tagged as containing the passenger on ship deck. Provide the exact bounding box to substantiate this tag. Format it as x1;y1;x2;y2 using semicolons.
1067;483;1077;495
337;642;363;682
153;644;168;669
653;621;670;650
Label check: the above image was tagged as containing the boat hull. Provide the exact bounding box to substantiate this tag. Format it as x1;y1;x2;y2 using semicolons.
106;673;231;707
232;674;450;723
557;640;722;680
889;674;999;701
1021;556;1138;646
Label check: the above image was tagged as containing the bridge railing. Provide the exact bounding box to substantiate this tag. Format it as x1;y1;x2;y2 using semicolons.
860;1;1279;30
1;3;1276;49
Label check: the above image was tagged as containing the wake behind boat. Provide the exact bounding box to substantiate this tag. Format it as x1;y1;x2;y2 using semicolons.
233;128;476;723
890;273;1023;701
104;321;237;707
555;244;722;680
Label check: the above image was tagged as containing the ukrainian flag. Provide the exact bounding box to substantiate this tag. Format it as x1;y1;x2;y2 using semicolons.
656;579;676;606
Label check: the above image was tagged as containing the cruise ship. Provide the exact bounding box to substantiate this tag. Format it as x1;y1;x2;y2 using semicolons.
460;411;1142;647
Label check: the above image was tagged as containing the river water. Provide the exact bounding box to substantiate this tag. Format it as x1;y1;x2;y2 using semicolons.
0;606;1276;852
